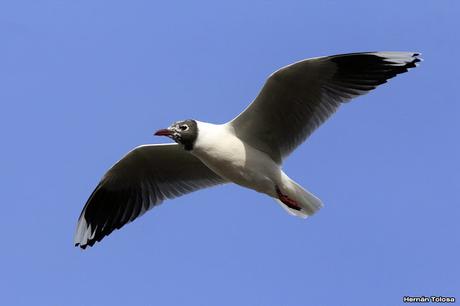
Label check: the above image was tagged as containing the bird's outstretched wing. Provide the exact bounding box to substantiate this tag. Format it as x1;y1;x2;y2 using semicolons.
74;144;226;249
229;52;421;163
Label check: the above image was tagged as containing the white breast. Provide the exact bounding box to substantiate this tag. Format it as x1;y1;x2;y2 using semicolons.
192;121;281;196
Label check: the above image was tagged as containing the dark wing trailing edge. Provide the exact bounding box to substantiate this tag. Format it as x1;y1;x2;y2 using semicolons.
230;52;421;163
74;144;226;249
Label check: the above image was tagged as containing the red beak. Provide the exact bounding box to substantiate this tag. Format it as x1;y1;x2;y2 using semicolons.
154;128;173;136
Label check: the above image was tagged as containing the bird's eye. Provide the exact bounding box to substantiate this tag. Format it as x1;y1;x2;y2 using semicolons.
179;125;188;131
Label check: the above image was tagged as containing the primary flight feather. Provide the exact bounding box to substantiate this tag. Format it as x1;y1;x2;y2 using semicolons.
75;51;421;249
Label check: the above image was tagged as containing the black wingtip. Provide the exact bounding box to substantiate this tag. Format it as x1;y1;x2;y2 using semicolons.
412;52;423;66
408;53;422;68
74;242;87;250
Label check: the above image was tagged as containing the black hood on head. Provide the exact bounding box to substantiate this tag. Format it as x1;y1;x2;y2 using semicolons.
172;119;198;151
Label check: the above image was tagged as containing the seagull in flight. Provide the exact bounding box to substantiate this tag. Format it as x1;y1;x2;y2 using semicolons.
74;51;420;249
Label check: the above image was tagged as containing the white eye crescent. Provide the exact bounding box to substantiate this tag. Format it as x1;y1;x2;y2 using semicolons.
179;125;189;131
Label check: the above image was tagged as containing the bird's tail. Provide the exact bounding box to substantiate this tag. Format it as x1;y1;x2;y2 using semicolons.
274;177;323;218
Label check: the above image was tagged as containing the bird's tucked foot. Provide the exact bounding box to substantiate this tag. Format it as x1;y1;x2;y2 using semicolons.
275;185;302;211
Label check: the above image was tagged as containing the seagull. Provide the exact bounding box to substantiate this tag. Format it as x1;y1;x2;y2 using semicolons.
74;51;420;249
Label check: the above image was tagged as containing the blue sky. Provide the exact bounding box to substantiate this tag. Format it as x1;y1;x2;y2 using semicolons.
1;1;458;305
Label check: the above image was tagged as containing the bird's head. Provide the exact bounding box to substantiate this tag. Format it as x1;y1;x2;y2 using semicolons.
154;119;198;150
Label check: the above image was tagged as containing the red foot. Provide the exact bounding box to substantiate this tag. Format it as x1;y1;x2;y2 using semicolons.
275;185;302;211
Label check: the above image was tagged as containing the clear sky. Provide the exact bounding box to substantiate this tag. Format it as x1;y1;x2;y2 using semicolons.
1;1;458;305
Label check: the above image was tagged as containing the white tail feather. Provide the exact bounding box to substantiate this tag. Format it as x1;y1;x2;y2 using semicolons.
275;199;310;218
275;177;323;218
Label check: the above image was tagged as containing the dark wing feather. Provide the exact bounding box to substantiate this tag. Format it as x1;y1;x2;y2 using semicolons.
74;144;226;249
230;52;421;163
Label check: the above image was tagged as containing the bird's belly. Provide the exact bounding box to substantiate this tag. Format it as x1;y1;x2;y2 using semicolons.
192;139;280;196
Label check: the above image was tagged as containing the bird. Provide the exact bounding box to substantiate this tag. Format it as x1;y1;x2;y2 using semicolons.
74;51;421;249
